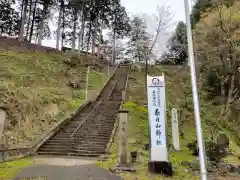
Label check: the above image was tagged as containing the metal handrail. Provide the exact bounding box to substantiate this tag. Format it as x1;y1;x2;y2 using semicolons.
69;100;102;141
121;66;130;106
107;76;120;101
108;64;119;81
69;64;121;141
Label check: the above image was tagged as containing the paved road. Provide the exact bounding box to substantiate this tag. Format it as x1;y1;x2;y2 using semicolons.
13;164;123;180
13;157;123;180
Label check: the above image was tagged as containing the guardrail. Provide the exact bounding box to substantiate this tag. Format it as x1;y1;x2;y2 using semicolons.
0;146;31;162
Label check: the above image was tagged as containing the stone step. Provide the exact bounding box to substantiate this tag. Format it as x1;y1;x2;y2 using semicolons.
64;126;111;131
70;136;111;141
70;139;109;144
72;148;106;154
37;150;104;157
69;132;113;137
46;139;71;143
42;142;106;148
42;141;72;146
60;122;115;130
51;136;111;141
38;147;72;152
52;136;110;141
54;130;113;135
39;145;106;152
37;151;104;157
53;131;113;137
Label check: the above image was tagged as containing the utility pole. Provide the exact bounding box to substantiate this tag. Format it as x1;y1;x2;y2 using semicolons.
184;0;207;180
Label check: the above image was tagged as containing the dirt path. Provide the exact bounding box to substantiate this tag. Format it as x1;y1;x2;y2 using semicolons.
13;156;122;180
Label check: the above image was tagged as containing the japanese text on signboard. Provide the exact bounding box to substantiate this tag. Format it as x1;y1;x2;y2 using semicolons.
147;75;166;148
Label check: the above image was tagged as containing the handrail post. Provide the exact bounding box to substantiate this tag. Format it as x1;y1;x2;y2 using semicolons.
108;59;110;78
85;66;90;101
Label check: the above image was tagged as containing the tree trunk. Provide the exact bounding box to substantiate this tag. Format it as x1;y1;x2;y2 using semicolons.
72;8;78;50
80;19;85;50
18;0;24;35
19;0;28;41
56;1;63;50
78;9;85;51
29;0;37;42
86;23;92;53
97;23;103;58
111;28;116;64
86;0;93;53
145;55;148;91
77;34;81;52
26;0;33;39
92;38;95;55
37;2;48;45
61;4;65;49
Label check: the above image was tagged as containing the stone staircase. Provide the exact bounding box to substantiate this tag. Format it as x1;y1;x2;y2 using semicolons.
37;66;129;157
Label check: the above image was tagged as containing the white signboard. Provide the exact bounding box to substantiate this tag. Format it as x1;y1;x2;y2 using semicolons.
171;108;180;151
147;75;168;162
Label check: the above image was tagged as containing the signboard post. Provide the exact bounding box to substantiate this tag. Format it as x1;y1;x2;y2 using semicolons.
147;75;172;176
171;108;180;151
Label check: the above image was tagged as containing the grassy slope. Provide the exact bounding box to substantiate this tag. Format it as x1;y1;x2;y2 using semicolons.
0;157;33;180
97;65;240;179
0;50;107;148
194;1;240;151
0;49;108;179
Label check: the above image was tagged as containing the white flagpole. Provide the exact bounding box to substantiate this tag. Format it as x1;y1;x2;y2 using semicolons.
183;0;207;179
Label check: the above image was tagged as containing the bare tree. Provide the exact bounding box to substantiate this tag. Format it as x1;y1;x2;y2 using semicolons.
196;0;240;121
149;3;173;53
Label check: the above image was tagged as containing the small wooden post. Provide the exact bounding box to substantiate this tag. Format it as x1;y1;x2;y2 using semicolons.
179;108;184;138
118;109;129;166
85;66;90;101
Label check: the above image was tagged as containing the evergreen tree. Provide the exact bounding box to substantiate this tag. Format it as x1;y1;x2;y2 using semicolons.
127;16;151;62
0;0;20;36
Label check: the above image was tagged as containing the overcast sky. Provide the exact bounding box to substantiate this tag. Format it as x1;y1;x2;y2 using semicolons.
42;0;191;51
121;0;186;24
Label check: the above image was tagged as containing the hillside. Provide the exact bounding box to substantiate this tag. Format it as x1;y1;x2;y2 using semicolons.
193;1;240;145
194;1;240;49
96;2;240;179
97;65;240;179
0;37;109;148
